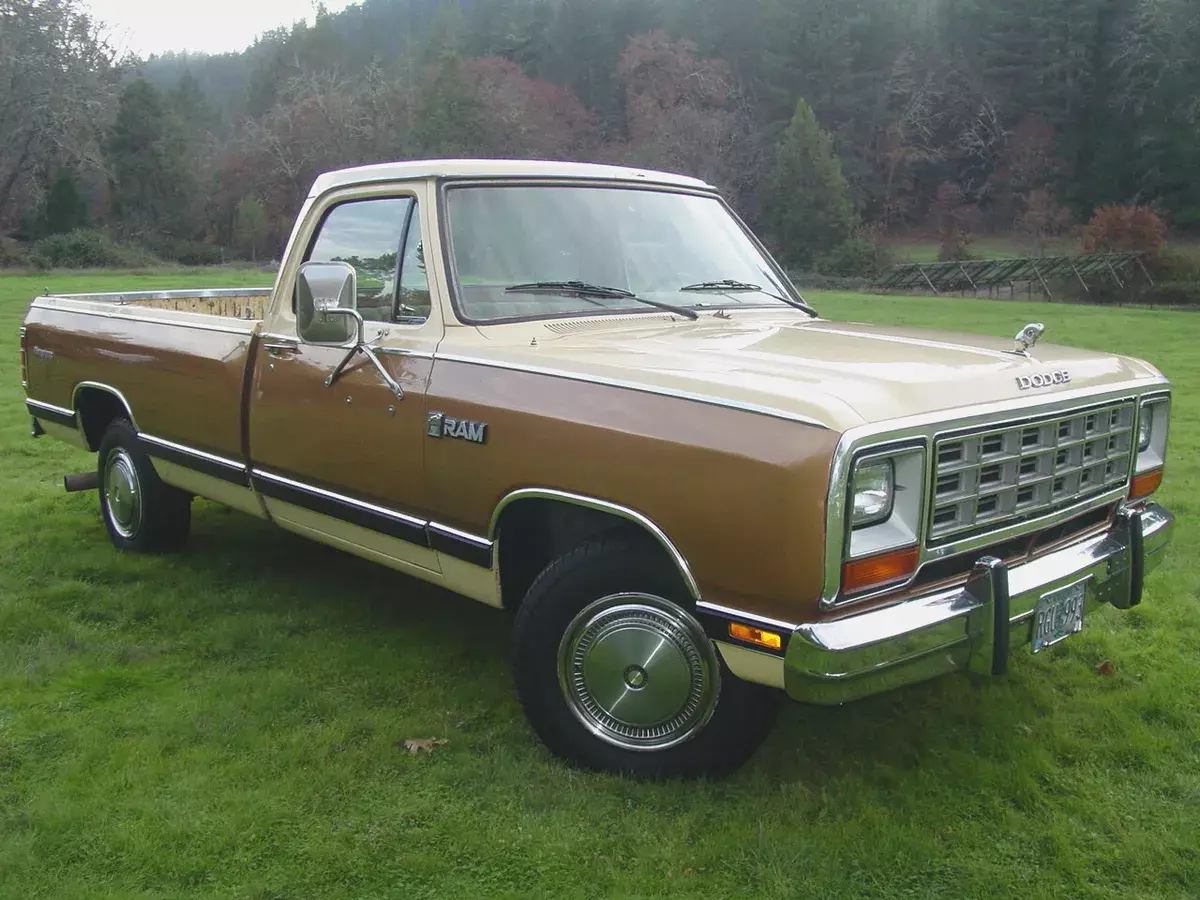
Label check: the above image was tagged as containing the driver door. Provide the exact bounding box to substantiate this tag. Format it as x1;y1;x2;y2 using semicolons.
248;187;444;577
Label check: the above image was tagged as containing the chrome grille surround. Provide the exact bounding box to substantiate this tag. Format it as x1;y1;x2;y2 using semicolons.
929;400;1135;543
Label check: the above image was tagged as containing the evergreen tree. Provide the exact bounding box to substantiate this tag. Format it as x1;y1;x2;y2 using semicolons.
762;99;857;267
106;80;195;238
410;57;488;157
38;169;89;237
170;73;221;139
232;196;270;261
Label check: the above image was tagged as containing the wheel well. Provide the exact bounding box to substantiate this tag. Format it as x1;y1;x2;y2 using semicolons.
75;387;131;451
494;498;693;612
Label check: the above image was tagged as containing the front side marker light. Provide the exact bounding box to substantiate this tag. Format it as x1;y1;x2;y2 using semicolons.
728;622;783;651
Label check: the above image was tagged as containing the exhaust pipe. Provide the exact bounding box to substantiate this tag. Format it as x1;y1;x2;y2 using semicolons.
63;472;99;493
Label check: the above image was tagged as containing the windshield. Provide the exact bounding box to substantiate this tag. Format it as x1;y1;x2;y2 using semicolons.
444;184;805;323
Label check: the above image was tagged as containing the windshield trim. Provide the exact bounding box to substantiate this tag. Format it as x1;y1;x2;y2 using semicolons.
436;178;817;327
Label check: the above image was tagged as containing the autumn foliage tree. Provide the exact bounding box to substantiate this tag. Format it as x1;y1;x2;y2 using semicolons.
1081;205;1168;259
463;58;596;160
614;32;759;208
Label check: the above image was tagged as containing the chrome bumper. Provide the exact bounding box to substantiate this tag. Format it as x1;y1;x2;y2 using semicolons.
785;503;1174;705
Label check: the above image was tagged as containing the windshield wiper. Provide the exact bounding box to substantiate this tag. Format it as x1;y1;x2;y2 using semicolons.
505;281;699;320
681;280;816;316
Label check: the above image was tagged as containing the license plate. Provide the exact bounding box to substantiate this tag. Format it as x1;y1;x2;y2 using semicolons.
1032;580;1087;653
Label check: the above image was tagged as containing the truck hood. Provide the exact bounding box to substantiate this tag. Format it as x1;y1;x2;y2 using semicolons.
462;311;1164;431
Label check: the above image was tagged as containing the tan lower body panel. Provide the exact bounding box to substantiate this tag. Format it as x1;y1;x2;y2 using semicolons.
263;497;443;578
715;642;785;690
437;553;502;608
151;459;268;519
38;419;89;451
152;463;503;608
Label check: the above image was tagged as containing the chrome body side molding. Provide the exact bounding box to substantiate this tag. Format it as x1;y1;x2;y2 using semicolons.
694;600;799;635
139;434;250;486
488;487;702;602
248;468;495;570
71;381;140;434
25;398;77;430
435;353;830;430
428;521;494;568
251;468;429;546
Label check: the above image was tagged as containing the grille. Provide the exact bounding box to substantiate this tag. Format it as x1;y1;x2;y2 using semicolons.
929;401;1134;543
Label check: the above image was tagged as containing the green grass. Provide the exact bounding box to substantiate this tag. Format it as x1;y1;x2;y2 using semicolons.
1;271;1197;899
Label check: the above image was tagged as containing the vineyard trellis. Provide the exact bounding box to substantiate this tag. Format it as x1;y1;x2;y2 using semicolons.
872;253;1154;298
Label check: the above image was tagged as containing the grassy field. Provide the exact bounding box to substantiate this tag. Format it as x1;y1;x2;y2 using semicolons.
1;270;1197;899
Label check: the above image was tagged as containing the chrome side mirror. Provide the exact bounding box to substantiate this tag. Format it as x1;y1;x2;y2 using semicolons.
296;261;358;346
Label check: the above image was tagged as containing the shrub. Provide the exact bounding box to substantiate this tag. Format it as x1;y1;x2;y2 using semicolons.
1137;280;1200;306
30;230;158;269
1082;205;1167;259
812;232;896;277
0;237;30;268
151;238;225;266
1151;247;1200;281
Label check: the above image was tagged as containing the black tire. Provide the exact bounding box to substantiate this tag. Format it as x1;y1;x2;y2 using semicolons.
513;535;781;779
97;418;191;553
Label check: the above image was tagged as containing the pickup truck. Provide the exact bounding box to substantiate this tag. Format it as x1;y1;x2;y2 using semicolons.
21;160;1175;778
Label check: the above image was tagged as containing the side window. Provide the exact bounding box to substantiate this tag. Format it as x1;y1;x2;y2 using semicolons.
396;204;431;324
306;197;412;323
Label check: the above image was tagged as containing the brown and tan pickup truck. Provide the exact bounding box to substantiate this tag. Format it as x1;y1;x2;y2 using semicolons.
21;160;1174;777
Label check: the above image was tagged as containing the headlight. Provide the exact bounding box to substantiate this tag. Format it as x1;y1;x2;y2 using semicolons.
1137;405;1154;452
851;460;894;528
845;446;925;563
1134;395;1170;480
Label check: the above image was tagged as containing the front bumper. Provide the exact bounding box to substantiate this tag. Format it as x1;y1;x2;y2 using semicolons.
785;502;1174;705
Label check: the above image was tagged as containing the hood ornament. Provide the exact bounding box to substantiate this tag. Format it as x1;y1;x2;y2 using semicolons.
1010;323;1045;357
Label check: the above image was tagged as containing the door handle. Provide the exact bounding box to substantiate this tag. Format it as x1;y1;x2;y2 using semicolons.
263;341;299;358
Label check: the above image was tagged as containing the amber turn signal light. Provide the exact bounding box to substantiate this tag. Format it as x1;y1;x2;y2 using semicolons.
1130;467;1164;500
842;545;920;596
728;622;783;651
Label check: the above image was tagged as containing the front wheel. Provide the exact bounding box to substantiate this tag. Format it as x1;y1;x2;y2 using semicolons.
513;536;781;778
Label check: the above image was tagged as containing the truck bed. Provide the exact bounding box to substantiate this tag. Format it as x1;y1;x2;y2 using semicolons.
40;287;271;321
23;288;271;463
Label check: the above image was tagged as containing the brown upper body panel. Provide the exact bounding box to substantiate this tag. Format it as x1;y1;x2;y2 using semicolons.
423;358;841;618
23;303;253;459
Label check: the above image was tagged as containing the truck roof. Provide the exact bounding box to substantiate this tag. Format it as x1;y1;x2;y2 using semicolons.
309;159;715;197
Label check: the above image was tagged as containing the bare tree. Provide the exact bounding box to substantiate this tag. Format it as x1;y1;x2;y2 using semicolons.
0;0;119;228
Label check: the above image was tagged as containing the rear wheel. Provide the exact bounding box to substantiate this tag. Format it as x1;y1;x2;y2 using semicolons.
513;536;780;778
97;419;191;553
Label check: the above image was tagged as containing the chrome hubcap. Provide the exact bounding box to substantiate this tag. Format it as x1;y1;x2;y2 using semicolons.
558;593;720;752
104;448;142;539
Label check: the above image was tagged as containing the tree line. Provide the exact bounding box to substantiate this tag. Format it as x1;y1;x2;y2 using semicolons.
2;0;1198;270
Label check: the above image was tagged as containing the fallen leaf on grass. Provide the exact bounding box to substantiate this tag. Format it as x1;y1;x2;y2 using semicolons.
1095;660;1116;676
400;738;449;755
